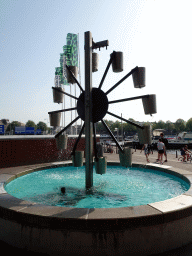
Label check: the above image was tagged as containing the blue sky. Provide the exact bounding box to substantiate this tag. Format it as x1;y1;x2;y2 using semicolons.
1;0;192;127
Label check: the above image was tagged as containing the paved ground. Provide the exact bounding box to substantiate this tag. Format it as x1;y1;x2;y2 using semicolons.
1;150;192;255
104;149;192;172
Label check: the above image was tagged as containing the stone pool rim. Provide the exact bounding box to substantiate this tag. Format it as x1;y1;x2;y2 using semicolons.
1;161;192;255
1;161;192;227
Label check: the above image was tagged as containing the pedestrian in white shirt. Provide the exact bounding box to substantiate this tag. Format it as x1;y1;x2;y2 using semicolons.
157;138;165;164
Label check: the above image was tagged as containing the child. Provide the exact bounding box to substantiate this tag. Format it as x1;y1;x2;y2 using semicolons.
180;145;192;162
157;138;165;164
141;144;151;163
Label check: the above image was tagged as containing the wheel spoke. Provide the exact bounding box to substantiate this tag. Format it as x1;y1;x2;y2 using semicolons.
101;119;123;153
105;66;138;95
55;116;80;138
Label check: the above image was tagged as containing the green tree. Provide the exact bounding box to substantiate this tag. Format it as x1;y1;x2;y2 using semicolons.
165;120;175;133
26;120;36;129
186;118;192;131
151;122;157;130
96;121;105;134
152;120;165;130
112;120;121;132
1;119;8;125
175;118;186;133
37;121;47;131
103;119;114;131
6;121;22;134
157;120;165;129
123;118;137;133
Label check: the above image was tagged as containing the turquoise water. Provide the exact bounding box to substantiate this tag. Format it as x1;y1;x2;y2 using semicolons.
5;166;190;208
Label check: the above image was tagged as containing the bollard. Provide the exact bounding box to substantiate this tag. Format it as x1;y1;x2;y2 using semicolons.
176;150;178;158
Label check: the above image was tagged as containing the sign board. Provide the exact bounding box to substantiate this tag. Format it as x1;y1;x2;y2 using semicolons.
36;129;41;135
0;125;4;134
66;33;78;67
63;45;73;65
25;127;35;134
54;75;61;87
15;127;35;135
63;55;67;80
15;127;25;134
55;33;78;86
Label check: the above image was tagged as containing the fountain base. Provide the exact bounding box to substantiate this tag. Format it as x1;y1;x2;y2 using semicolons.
1;162;192;255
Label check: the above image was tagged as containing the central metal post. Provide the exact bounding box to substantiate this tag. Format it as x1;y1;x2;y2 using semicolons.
85;31;93;189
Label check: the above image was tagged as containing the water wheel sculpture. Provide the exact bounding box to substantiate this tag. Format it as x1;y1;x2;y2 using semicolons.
48;31;157;189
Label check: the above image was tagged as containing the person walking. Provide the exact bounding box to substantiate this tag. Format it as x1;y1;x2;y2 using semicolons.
157;138;165;164
141;144;151;163
160;132;168;162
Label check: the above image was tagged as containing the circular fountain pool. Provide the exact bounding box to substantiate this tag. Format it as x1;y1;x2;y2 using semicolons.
1;162;192;255
5;165;190;208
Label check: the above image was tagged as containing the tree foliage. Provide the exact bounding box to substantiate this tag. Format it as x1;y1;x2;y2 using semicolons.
26;120;36;129
6;121;22;133
175;118;186;132
186;118;192;131
4;117;192;135
37;121;47;131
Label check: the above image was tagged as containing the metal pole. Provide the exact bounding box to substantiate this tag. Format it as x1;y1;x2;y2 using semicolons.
48;107;77;115
121;113;123;141
85;31;93;190
70;84;72;135
75;83;77;135
62;85;64;129
64;88;65;130
108;94;150;104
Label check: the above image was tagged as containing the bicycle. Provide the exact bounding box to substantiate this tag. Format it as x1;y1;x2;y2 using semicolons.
178;154;192;163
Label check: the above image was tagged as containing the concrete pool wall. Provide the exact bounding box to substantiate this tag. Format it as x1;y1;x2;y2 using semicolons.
1;162;192;255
